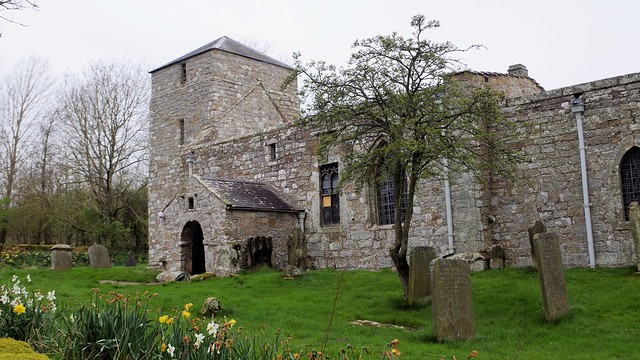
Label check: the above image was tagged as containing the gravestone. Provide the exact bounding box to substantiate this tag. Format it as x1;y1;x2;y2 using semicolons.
533;232;570;321
408;246;437;305
125;251;137;267
528;220;546;270
51;244;73;270
431;259;475;341
628;202;640;272
88;244;112;268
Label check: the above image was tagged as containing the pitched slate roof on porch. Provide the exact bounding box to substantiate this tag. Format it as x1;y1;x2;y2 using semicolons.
200;178;301;212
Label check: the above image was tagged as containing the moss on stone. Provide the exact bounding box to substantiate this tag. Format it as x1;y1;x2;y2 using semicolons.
0;338;48;359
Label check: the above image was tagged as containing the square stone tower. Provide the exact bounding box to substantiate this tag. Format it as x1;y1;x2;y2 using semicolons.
148;36;300;278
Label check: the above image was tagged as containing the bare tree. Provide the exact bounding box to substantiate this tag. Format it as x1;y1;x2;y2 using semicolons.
0;56;53;247
0;0;38;32
59;61;149;248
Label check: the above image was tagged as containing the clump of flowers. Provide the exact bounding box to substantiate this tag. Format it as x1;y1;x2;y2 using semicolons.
0;274;58;351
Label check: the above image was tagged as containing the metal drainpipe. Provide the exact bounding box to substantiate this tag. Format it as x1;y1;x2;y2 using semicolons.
443;158;455;254
570;97;596;268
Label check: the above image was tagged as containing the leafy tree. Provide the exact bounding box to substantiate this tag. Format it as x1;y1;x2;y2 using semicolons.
290;15;519;295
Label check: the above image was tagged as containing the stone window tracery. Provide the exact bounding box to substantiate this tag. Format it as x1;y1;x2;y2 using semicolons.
375;143;407;225
620;146;640;220
320;163;340;226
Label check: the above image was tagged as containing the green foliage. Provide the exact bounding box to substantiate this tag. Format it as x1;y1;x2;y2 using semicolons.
0;275;57;353
58;290;160;360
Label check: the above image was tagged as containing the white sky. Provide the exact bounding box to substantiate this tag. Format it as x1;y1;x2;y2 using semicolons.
0;0;638;91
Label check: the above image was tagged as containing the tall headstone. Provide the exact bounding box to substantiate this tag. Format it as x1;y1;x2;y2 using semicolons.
533;232;570;321
51;244;73;270
431;259;475;341
88;244;112;268
628;202;640;272
408;246;437;305
528;220;546;270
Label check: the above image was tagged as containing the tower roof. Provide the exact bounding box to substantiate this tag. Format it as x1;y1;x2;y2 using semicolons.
150;36;293;73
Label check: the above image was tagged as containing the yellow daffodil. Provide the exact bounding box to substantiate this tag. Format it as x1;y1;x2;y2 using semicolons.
159;315;169;324
13;303;26;315
161;342;167;352
167;316;175;325
184;303;193;311
181;310;191;318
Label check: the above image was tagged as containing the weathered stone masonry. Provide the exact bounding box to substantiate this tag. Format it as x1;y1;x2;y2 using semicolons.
148;36;640;279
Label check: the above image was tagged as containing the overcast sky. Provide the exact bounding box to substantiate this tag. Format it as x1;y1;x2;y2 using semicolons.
1;0;638;91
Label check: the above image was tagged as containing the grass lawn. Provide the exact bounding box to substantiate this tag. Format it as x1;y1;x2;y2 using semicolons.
0;265;638;359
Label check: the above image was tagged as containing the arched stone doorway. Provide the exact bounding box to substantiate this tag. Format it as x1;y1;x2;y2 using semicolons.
181;221;206;275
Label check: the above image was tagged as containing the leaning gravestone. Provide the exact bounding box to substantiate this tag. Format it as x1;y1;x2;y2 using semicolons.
628;202;640;272
408;246;437;305
51;244;73;270
125;251;137;267
88;244;112;268
528;220;546;270
533;232;570;321
431;259;475;341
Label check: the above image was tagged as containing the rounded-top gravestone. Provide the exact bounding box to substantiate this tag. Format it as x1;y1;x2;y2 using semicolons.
88;244;112;268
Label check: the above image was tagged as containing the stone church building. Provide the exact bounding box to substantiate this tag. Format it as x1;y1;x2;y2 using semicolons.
148;36;640;280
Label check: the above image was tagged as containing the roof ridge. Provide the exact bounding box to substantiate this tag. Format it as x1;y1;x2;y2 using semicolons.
150;36;293;73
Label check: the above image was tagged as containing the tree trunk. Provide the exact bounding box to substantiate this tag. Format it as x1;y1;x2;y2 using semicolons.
390;244;410;297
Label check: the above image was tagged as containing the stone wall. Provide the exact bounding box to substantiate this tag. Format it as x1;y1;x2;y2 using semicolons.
490;73;640;266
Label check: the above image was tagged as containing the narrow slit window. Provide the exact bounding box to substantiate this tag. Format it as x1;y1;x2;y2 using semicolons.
180;63;187;84
179;119;185;145
269;143;277;161
188;197;195;210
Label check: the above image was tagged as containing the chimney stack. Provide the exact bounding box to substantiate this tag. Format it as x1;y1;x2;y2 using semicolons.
508;64;528;77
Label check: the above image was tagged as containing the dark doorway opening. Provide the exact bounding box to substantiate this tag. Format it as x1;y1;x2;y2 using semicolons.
181;221;205;275
247;236;272;268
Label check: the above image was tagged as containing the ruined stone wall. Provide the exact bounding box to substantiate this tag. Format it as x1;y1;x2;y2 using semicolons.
226;211;299;271
491;73;640;267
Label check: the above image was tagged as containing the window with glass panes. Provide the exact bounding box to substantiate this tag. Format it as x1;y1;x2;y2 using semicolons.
621;147;640;220
320;163;340;225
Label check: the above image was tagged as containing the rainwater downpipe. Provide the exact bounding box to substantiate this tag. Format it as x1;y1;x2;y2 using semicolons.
570;97;596;268
443;158;455;254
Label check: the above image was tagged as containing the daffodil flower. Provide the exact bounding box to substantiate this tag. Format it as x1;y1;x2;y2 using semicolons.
13;303;26;315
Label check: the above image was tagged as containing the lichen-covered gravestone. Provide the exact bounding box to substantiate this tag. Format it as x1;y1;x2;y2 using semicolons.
628;201;640;272
88;244;112;268
431;259;475;341
533;232;570;321
408;246;437;305
528;220;546;270
51;244;73;270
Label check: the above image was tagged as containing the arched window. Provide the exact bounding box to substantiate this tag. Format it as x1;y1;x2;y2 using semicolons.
375;147;408;225
620;147;640;220
320;163;340;226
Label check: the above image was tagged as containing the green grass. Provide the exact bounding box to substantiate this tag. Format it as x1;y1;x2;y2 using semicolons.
0;265;638;359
